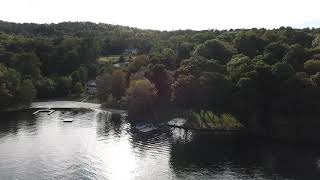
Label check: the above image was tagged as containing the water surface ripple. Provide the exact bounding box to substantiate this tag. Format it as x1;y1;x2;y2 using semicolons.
0;110;320;179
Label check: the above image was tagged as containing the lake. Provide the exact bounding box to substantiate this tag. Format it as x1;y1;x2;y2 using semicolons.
1;109;320;180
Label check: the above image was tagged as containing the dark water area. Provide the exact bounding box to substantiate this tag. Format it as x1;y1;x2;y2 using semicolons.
1;110;320;180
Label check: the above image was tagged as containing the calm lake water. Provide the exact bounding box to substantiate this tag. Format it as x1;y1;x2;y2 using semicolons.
1;110;320;180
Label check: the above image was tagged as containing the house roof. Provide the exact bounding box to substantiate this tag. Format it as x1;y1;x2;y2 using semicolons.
87;80;96;86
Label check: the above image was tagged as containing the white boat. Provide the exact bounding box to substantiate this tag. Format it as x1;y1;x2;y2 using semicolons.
63;118;73;122
135;123;158;133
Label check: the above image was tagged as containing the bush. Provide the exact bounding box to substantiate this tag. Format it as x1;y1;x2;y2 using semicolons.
126;78;157;120
72;82;84;95
111;113;122;122
304;60;320;75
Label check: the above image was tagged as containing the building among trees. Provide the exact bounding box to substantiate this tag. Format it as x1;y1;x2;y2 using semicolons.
86;80;97;94
123;48;138;56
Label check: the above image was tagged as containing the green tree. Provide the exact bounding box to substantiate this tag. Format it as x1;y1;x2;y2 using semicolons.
55;76;72;97
161;48;178;69
197;72;232;117
72;82;84;95
79;36;101;64
271;62;295;80
17;79;36;103
128;55;149;74
11;52;41;80
227;54;256;83
304;60;320;75
71;70;80;84
119;55;125;63
191;32;216;44
194;39;233;64
171;74;197;112
4;67;21;94
78;66;88;83
126;78;157;119
177;56;227;77
234;31;266;58
311;72;320;86
36;78;56;98
0;83;11;107
256;53;278;65
0;64;20;107
264;42;288;60
96;73;112;102
177;42;193;61
283;44;307;71
145;64;172;102
111;70;127;99
312;34;320;48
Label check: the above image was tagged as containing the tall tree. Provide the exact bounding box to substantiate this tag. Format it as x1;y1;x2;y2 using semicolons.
234;31;266;58
194;39;233;64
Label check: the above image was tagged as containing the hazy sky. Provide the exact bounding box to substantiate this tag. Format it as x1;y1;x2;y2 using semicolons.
1;0;320;30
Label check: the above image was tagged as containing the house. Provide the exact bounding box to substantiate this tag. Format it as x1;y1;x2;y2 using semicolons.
86;80;97;94
123;48;138;56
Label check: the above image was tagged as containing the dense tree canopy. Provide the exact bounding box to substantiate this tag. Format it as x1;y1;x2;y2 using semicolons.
234;31;266;58
194;39;233;64
2;21;320;136
125;78;157;119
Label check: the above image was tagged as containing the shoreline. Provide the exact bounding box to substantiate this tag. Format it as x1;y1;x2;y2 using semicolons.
1;104;30;112
3;101;320;143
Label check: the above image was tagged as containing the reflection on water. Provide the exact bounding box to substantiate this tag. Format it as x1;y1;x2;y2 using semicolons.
0;110;320;179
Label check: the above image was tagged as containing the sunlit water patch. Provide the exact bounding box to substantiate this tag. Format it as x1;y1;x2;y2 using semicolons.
1;109;320;179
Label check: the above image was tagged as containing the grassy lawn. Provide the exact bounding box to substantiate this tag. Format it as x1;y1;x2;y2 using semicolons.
188;111;242;129
98;55;120;64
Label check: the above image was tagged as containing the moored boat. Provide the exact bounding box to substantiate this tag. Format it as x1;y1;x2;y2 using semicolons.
135;123;158;133
63;118;73;122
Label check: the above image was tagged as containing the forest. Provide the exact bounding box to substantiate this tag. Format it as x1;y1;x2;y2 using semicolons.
1;20;320;137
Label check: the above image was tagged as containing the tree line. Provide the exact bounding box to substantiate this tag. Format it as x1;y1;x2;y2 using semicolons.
93;24;320;134
0;26;100;108
1;21;320;135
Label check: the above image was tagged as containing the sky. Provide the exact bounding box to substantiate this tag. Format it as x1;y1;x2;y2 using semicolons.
1;0;320;31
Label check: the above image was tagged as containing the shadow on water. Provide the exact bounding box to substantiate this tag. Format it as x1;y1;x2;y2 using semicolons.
2;110;320;179
0;110;38;138
96;113;320;180
169;131;320;180
96;111;128;138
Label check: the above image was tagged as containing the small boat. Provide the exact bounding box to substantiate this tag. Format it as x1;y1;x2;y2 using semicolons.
63;118;73;122
135;123;158;133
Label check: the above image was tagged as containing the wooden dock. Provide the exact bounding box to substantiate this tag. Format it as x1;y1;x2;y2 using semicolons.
33;109;55;115
30;101;127;115
63;118;73;122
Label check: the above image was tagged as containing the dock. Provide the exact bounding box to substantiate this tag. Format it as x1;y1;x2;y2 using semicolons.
30;101;127;114
63;118;73;122
33;109;55;115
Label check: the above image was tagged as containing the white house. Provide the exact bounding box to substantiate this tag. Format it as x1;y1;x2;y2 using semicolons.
86;80;97;94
